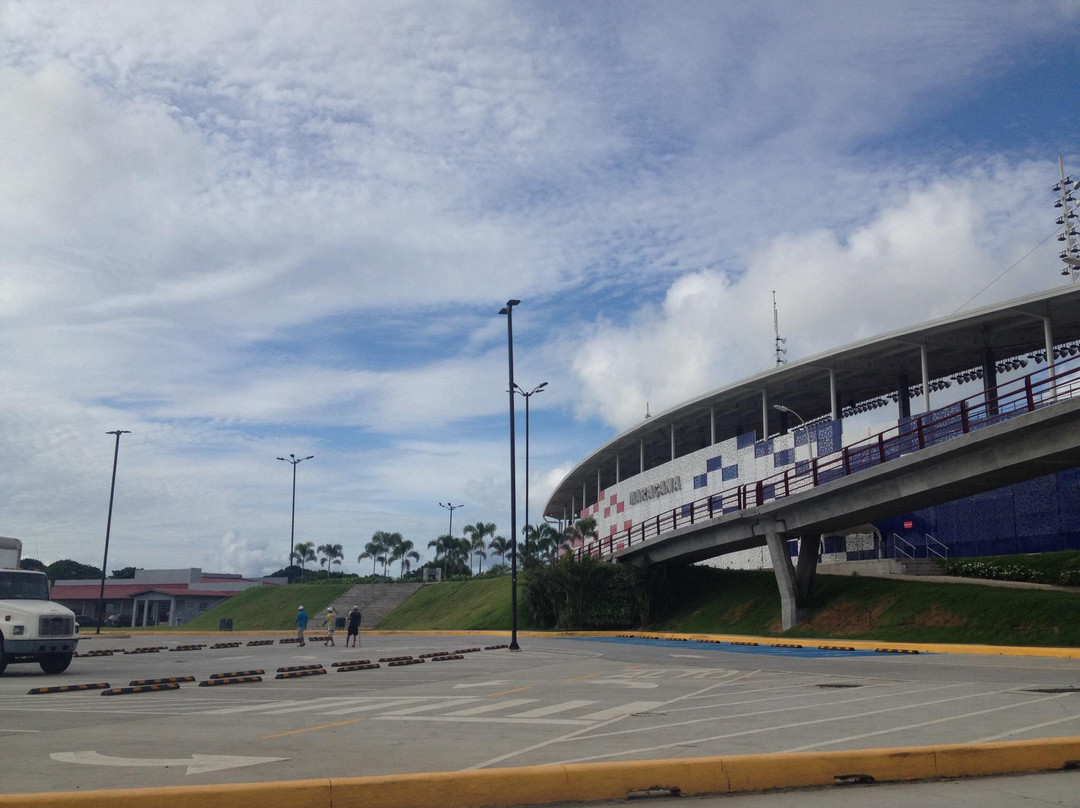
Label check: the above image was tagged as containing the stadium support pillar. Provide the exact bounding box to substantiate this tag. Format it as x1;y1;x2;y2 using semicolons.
766;525;819;631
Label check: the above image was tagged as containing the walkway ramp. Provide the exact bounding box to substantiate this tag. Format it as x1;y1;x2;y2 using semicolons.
317;582;423;629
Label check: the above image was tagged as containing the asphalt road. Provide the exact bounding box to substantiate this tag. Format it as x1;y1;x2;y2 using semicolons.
1;631;1079;799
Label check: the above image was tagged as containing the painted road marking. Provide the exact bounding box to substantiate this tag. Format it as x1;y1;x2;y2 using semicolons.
580;701;666;720
51;751;286;775
259;718;365;740
445;698;539;716
512;700;597;718
381;698;479;715
453;681;510;689
485;686;532;697
332;697;429;715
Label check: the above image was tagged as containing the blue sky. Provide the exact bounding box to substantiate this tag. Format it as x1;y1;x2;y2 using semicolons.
1;1;1078;576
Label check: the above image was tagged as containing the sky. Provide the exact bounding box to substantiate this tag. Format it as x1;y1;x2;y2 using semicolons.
1;1;1078;577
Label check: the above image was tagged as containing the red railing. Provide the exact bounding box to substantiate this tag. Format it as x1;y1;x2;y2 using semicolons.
573;361;1080;560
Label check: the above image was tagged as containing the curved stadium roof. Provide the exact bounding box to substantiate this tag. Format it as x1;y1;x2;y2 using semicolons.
544;283;1080;522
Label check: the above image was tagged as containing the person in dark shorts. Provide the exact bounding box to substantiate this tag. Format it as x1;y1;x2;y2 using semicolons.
346;605;361;647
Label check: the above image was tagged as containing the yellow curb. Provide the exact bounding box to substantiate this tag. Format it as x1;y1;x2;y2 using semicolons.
5;738;1079;807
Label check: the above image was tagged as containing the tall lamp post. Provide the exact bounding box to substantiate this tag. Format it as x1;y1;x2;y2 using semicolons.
772;404;813;471
513;381;547;563
277;453;314;571
439;501;463;537
499;298;522;651
96;429;130;635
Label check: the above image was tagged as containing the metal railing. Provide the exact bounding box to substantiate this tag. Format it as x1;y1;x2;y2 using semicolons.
926;534;948;561
892;534;917;560
573;360;1080;561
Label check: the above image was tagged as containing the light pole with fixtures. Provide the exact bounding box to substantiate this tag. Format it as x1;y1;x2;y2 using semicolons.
439;501;463;536
514;381;547;563
499;299;522;651
772;404;813;472
277;453;314;572
96;430;130;634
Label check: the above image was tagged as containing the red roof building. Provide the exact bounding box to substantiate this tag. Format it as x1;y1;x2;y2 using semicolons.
51;568;286;627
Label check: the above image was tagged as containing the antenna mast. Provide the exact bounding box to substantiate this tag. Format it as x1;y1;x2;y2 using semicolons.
773;290;787;366
1056;156;1080;281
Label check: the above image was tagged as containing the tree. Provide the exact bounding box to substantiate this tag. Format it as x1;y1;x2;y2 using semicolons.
428;534;471;577
19;557;46;572
563;518;598;557
527;523;564;565
463;522;496;574
110;566;138;579
488;535;511;568
389;536;420;578
361;531;398;576
291;541;317;582
317;543;344;578
45;559;102;581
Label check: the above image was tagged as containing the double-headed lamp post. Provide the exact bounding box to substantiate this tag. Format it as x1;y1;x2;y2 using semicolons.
96;430;130;634
772;404;813;470
513;381;547;562
277;454;314;569
439;502;463;536
499;299;522;651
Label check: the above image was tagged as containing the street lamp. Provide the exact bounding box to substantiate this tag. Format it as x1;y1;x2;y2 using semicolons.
277;454;314;571
499;298;522;651
439;502;463;536
772;404;813;472
96;430;130;635
514;381;547;563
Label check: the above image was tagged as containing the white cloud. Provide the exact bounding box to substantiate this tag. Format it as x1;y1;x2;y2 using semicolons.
0;2;1074;571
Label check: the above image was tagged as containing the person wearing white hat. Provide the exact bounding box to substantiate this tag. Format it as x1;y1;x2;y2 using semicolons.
323;606;337;647
295;605;308;647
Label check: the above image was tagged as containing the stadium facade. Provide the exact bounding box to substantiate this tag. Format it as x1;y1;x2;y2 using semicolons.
543;283;1080;568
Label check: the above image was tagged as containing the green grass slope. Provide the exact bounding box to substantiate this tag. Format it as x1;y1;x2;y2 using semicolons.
378;576;514;631
179;580;354;631
377;568;1078;648
649;569;1079;646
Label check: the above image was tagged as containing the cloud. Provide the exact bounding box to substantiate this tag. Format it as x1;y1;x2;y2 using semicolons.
569;159;1060;431
0;2;1075;572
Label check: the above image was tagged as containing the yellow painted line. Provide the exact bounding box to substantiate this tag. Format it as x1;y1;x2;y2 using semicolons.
624;664;646;670
5;738;1080;807
564;673;599;682
259;718;363;740
485;686;532;697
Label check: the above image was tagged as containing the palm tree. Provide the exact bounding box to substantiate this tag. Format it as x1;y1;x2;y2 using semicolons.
527;524;562;565
389;537;420;578
290;541;317;582
317;543;344;578
463;522;496;574
359;531;394;576
427;533;453;562
565;518;597;552
488;534;511;567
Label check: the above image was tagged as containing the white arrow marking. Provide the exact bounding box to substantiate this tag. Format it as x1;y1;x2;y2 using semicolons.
453;681;510;689
51;751;287;775
669;653;710;659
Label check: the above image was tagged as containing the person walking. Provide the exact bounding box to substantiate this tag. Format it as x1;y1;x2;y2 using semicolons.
346;605;362;648
295;605;308;647
323;606;337;647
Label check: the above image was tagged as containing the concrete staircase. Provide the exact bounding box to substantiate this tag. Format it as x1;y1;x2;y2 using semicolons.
897;558;944;576
315;582;423;630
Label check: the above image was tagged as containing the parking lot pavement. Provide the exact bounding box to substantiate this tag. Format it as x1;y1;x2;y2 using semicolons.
1;631;1079;797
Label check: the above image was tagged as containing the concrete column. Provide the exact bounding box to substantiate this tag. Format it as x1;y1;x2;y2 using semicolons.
921;344;930;414
710;406;716;445
765;528;798;631
829;369;838;420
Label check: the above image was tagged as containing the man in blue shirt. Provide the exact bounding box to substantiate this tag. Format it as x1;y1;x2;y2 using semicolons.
295;605;308;647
